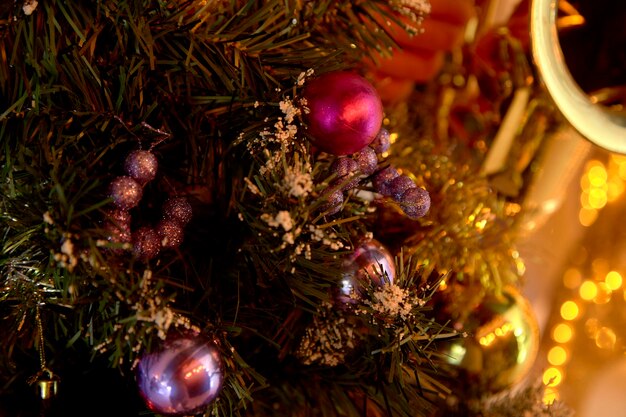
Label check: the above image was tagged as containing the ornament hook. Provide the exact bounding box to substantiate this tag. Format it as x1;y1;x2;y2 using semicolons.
531;0;626;154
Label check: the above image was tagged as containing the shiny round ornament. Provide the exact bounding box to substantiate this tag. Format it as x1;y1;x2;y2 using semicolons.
338;239;395;303
132;226;161;260
439;286;539;396
136;333;224;415
303;72;383;155
163;197;193;225
125;150;158;185
109;176;143;209
157;219;185;248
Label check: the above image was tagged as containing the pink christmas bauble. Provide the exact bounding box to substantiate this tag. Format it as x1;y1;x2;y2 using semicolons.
303;72;383;155
337;239;395;303
136;333;224;415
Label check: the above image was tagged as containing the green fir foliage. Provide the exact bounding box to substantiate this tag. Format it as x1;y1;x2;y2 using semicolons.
0;1;447;416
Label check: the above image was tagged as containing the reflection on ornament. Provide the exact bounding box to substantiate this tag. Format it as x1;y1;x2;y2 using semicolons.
338;239;395;303
136;333;223;415
440;286;539;396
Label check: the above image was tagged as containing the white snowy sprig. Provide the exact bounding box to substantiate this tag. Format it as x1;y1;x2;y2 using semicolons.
359;283;425;327
296;302;358;367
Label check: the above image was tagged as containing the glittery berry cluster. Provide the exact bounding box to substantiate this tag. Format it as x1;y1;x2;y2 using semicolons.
105;150;192;260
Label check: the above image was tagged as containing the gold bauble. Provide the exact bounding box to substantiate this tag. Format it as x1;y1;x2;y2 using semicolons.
439;286;539;396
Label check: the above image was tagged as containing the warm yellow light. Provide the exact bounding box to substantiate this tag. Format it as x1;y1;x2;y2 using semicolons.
552;323;573;343
543;367;563;387
579;207;598;227
560;301;579;321
439;280;448;291
543;387;559;405
595;327;617;350
594;282;612;304
579;280;598;301
580;190;592;209
588;165;608;187
580;174;591;190
547;346;568;366
389;132;399;144
605;271;623;290
588;188;608;209
607;180;625;202
562;268;582;289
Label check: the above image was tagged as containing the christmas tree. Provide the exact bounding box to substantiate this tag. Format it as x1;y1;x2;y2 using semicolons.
0;1;575;416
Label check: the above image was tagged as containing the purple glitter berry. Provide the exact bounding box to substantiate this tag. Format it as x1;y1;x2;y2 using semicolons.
370;128;391;154
109;176;143;209
372;166;399;196
353;147;378;176
132;226;161;260
162;197;193;225
124;150;158;185
330;157;360;190
157;219;184;248
401;187;430;219
388;175;417;201
321;189;344;216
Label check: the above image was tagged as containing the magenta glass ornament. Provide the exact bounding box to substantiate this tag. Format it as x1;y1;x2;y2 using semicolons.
125;150;158;185
303;72;383;155
136;334;224;415
109;176;143;209
338;239;395;303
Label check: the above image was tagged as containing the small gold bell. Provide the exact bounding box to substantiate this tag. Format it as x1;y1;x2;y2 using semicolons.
30;368;60;400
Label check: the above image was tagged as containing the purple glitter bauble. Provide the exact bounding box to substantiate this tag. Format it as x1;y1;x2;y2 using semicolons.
353;147;378;176
124;150;158;185
400;187;430;219
370;128;391;154
303;72;383;155
330;157;360;190
337;239;395;304
163;197;193;225
157;219;185;248
372;166;399;196
109;176;143;209
104;209;132;244
321;189;344;216
136;333;224;416
388;175;417;201
132;226;161;260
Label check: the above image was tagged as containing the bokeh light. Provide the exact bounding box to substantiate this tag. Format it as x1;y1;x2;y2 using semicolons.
579;280;598;301
548;346;568;366
552;323;573;343
543;367;563;387
605;271;623;290
560;301;579;321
